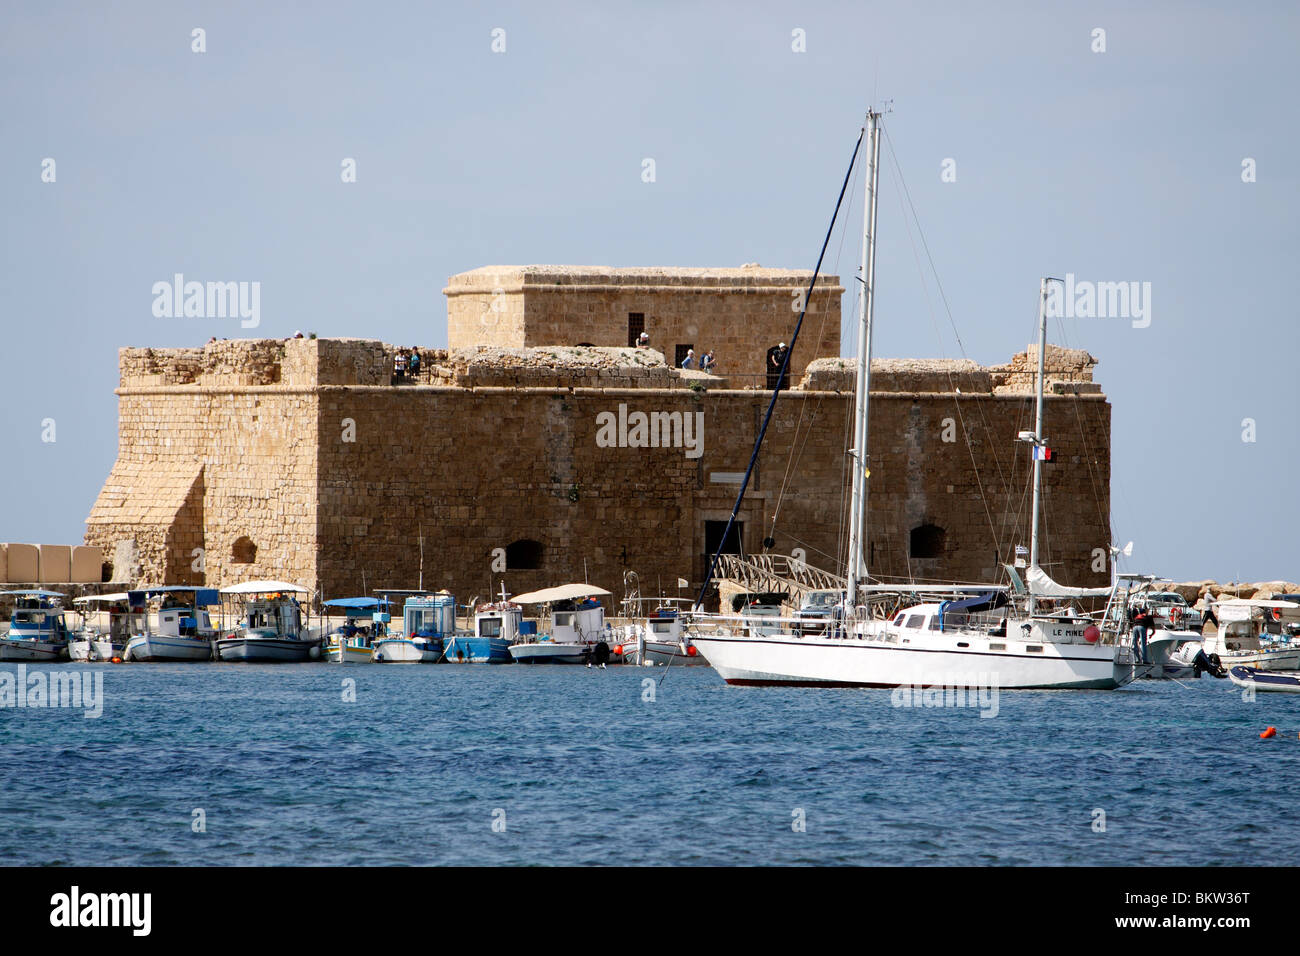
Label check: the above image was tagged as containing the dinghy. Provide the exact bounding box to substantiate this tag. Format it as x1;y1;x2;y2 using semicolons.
1229;665;1300;694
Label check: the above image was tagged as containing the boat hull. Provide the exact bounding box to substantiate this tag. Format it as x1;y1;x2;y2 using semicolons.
444;636;512;664
690;631;1128;690
325;643;373;663
0;638;67;662
215;637;315;663
68;640;94;662
509;641;610;665
372;639;439;663
126;634;212;662
1230;665;1300;694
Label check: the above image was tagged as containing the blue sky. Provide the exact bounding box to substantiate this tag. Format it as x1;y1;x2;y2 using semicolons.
2;1;1296;584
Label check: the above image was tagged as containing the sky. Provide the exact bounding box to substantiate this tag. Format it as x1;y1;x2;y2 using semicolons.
1;1;1296;584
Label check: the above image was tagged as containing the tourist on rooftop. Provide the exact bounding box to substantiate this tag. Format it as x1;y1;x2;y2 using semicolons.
636;331;649;348
408;348;421;379
393;350;408;384
701;350;716;373
767;342;789;389
681;349;695;370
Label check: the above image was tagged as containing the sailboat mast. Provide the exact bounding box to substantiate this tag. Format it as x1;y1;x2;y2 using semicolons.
1028;277;1050;615
845;109;882;608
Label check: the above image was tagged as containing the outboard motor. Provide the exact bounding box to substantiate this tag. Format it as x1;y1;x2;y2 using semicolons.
1192;649;1227;679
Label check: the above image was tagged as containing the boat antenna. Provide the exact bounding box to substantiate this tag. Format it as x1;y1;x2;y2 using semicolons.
694;122;867;612
419;523;424;592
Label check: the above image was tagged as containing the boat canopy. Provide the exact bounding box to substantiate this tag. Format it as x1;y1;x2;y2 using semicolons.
0;589;66;598
72;592;132;604
937;590;1008;630
511;583;612;604
220;580;310;595
1026;566;1112;599
129;587;220;606
323;597;386;609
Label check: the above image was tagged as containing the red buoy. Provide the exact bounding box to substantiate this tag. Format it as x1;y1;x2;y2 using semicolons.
686;645;698;657
1261;726;1277;739
1083;625;1100;643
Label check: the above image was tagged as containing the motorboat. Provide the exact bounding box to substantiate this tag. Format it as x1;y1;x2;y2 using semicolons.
0;590;71;661
508;584;614;664
214;580;318;662
124;587;220;662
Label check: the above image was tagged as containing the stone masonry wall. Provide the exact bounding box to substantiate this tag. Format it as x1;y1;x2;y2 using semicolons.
87;337;1112;605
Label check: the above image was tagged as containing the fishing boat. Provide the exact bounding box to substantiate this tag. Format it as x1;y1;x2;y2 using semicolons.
1229;666;1300;694
214;581;318;663
371;591;455;663
124;587;220;662
321;597;386;663
615;601;706;666
70;592;141;662
1110;575;1219;679
448;593;521;663
0;590;71;661
1202;600;1300;671
685;109;1134;690
508;584;614;664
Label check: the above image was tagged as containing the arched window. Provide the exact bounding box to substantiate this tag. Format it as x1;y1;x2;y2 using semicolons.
506;539;544;570
232;536;257;564
909;524;945;560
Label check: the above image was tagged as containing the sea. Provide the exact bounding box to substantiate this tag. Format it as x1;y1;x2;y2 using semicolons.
1;662;1296;866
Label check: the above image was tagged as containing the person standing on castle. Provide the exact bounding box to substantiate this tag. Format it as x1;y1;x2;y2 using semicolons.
637;331;650;348
394;349;407;384
408;347;421;380
681;349;695;370
767;342;789;389
701;350;716;373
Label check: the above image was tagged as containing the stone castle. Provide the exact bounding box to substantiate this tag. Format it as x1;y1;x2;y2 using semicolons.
85;264;1113;604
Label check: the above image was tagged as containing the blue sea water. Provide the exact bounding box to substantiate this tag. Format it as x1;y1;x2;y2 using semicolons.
1;662;1297;866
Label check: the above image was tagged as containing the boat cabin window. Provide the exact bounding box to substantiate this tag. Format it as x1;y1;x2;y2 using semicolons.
928;615;943;630
905;615;925;629
893;614;905;627
479;617;502;638
554;612;574;627
651;621;673;634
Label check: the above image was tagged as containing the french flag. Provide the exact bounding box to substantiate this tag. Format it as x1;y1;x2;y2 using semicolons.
1033;446;1053;461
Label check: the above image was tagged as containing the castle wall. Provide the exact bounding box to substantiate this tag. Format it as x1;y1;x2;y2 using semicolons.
445;266;842;386
86;339;1112;605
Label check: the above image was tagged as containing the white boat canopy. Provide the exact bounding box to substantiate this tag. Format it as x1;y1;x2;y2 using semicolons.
510;583;612;605
220;580;311;595
71;592;131;604
1026;565;1112;599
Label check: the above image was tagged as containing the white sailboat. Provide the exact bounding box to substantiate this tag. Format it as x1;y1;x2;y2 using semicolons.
687;108;1135;691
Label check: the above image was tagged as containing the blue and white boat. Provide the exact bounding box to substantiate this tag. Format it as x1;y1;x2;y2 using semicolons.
446;597;521;663
322;597;386;663
0;590;71;661
373;591;456;663
125;587;220;662
215;580;318;663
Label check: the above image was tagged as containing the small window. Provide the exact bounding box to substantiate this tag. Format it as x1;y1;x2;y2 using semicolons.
893;614;905;627
957;641;970;648
905;615;924;629
505;539;544;570
627;313;645;347
232;536;257;564
1026;645;1043;653
928;616;942;630
989;643;1006;651
479;617;502;638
